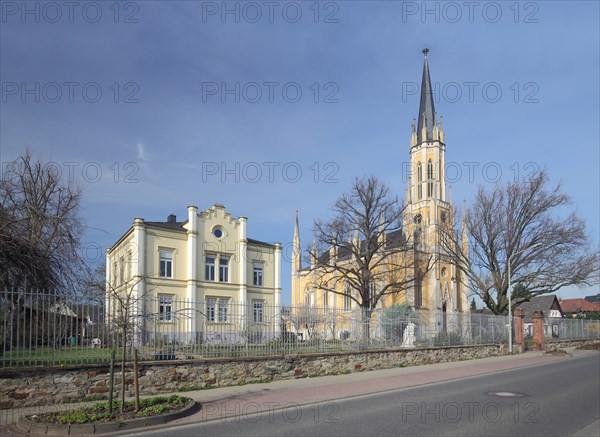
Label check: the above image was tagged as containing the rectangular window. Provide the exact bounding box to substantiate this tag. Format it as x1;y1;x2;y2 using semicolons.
218;298;229;322
119;256;125;284
253;300;264;323
415;277;423;308
323;290;328;313
127;252;133;280
343;285;352;311
112;262;117;287
159;295;173;321
206;298;216;323
253;264;263;286
219;256;229;282
159;250;173;278
205;256;215;281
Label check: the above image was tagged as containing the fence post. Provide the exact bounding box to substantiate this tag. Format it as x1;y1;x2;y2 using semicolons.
532;311;545;351
513;308;525;353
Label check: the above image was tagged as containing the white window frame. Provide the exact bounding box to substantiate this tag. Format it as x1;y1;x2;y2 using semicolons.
253;300;264;323
218;298;229;322
253;263;263;286
206;297;217;323
205;255;215;281
159;249;173;278
219;256;229;282
158;295;173;322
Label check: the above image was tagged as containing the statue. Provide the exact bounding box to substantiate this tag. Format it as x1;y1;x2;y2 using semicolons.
401;321;416;347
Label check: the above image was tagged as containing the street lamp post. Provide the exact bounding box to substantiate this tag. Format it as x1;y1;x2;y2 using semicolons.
507;243;542;354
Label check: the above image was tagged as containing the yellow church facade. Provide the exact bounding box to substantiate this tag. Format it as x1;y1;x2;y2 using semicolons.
291;50;470;339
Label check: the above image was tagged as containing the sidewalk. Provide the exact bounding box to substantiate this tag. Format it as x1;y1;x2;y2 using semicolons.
2;350;590;434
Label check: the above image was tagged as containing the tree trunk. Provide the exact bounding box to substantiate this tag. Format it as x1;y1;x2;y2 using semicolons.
120;332;126;413
361;307;372;348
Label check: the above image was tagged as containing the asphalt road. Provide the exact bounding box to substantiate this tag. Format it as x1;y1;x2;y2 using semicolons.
128;353;600;437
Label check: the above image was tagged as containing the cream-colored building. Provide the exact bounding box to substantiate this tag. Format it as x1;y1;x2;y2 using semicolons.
106;204;282;344
292;49;469;338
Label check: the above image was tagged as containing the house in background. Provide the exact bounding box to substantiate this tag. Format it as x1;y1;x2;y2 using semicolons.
518;295;563;338
559;297;600;318
106;204;282;345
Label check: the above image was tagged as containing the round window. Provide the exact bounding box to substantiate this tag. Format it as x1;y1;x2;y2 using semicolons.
213;227;223;238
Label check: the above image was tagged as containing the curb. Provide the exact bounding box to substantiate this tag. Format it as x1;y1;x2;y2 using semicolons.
16;399;198;435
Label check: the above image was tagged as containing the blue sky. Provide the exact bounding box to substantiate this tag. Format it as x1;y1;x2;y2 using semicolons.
1;1;599;304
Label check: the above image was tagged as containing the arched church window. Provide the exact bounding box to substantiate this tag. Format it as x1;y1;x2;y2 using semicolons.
415;271;423;308
427;160;434;197
413;214;422;224
417;162;423;200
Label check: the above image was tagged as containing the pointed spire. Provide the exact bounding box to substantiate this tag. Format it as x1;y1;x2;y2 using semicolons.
461;200;469;257
417;48;436;144
293;209;301;273
438;115;445;143
410;118;417;147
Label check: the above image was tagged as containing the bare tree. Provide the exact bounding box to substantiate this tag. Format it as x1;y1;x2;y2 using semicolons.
0;150;87;294
105;278;145;413
441;170;599;315
309;176;432;343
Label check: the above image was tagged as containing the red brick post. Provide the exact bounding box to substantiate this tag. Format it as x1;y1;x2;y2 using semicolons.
532;311;545;351
513;308;525;353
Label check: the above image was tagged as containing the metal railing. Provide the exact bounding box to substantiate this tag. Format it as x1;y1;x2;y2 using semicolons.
1;290;515;367
543;316;600;341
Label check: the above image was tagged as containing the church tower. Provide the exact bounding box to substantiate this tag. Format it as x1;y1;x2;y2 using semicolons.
406;49;464;317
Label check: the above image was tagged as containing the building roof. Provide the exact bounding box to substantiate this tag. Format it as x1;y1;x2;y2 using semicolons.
518;295;563;321
247;238;275;248
315;229;408;266
122;216;275;248
584;294;600;303
145;220;188;232
558;298;600;314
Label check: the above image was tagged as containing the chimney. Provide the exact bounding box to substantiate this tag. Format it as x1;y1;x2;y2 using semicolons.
167;214;176;223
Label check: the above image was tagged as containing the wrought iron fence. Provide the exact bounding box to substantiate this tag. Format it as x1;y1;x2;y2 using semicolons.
543;316;600;341
0;290;518;367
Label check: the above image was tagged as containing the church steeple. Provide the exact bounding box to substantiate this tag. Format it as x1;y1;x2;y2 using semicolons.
417;48;436;144
292;210;301;274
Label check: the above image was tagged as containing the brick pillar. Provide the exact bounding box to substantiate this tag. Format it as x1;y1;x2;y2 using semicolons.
532;311;545;351
513;308;525;353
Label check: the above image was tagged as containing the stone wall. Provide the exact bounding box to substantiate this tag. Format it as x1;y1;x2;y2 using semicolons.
545;339;600;352
1;344;506;409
